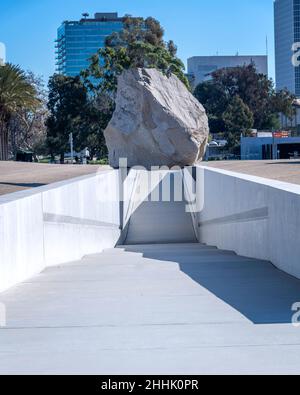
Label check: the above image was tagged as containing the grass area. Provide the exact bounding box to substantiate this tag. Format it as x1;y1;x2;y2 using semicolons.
38;157;52;164
89;159;109;165
37;157;109;165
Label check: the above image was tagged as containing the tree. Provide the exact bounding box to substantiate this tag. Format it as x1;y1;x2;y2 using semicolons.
223;96;254;133
0;64;38;160
194;81;228;133
78;16;190;159
271;88;296;121
194;64;295;134
222;95;254;149
81;16;190;95
8;72;48;158
46;74;88;163
46;74;111;163
83;93;114;159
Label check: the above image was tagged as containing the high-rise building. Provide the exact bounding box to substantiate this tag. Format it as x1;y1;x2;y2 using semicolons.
274;0;300;96
55;13;125;77
187;55;268;89
0;42;6;66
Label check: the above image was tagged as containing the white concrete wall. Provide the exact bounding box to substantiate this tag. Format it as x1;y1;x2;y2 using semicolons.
0;170;122;293
0;192;44;292
42;171;121;266
197;166;300;279
2;165;300;292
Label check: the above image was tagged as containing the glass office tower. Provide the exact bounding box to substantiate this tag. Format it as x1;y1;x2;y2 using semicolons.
0;42;5;65
274;0;300;96
55;13;124;77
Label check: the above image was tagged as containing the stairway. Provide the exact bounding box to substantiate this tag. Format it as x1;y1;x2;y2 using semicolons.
2;242;300;374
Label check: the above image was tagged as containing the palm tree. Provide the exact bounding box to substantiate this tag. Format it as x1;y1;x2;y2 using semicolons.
0;64;37;160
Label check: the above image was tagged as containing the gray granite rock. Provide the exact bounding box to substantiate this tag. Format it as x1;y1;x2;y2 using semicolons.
104;68;209;168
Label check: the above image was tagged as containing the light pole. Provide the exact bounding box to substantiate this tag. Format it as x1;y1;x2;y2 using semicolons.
69;132;74;164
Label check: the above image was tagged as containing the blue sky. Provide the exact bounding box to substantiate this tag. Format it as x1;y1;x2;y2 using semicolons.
0;0;275;84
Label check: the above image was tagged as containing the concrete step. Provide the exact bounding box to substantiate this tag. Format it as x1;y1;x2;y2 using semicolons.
81;246;258;269
121;246;235;257
116;242;218;251
83;250;143;258
81;245;236;266
81;253;144;264
2;241;300;374
117;243;217;249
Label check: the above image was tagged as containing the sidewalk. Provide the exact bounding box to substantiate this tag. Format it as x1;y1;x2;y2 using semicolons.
0;162;109;196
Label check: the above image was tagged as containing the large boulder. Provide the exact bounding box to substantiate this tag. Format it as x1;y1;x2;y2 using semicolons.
104;68;209;168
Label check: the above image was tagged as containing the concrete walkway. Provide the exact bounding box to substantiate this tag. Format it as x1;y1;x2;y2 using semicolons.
0;162;108;196
1;159;300;197
1;243;300;375
125;171;197;245
206;159;300;186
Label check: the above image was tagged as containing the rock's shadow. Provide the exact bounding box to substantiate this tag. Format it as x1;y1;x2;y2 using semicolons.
123;244;300;325
120;171;300;325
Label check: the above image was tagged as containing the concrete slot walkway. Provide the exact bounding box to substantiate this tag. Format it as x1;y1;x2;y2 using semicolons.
124;170;197;245
1;243;300;374
125;201;197;244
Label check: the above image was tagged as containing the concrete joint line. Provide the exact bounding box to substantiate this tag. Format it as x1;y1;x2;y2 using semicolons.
43;213;119;229
200;207;269;227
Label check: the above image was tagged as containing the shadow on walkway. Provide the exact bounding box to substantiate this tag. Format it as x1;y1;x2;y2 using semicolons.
123;244;300;325
0;182;46;188
267;161;300;165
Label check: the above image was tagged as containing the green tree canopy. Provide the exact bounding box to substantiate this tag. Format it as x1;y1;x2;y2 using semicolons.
222;95;254;149
9;72;48;158
194;64;295;136
80;93;114;160
223;95;254;133
46;74;88;162
81;16;190;94
0;64;38;160
46;74;111;162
